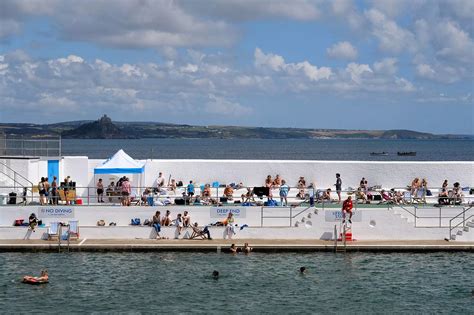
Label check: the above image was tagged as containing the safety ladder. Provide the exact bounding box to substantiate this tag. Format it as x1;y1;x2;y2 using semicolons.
57;224;71;253
334;222;352;252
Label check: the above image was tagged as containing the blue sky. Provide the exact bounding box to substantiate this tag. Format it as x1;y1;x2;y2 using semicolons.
0;0;473;134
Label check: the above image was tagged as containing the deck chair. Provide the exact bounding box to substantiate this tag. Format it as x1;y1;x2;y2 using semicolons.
189;225;207;240
47;222;60;240
68;220;80;240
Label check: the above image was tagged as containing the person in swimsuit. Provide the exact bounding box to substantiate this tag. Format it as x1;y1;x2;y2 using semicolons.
161;210;172;226
242;242;252;254
152;211;162;239
23;270;48;283
229;244;238;254
96;178;104;203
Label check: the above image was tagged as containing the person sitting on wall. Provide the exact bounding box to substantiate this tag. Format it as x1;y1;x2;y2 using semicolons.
152;211;162;239
223;185;234;201
452;182;463;205
342;196;353;224
224;212;235;239
161;210;172;226
356;187;369;204
174;213;184;237
168;179;177;194
155;172;165;193
438;180;449;205
183;211;191;227
322;188;332;202
297;176;306;199
241;187;255;203
28;213;38;232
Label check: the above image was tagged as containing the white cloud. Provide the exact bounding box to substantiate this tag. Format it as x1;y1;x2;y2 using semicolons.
365;9;415;53
206;94;252;116
373;58;397;75
345;63;373;84
255;48;332;81
327;41;358;60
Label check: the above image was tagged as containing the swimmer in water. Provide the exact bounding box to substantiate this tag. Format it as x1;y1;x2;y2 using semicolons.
212;270;219;280
230;243;237;254
300;267;306;274
23;269;49;283
242;242;252;254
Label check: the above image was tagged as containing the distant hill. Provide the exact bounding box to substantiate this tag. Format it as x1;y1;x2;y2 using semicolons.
0;116;471;140
61;115;134;139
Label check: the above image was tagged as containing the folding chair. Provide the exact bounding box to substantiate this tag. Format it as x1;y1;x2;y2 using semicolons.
189;225;207;240
68;220;80;240
47;222;60;240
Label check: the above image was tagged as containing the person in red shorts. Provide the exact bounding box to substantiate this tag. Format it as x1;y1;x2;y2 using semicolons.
342;196;353;223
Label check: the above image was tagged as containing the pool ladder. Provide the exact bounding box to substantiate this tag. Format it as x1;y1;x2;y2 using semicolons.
57;224;71;253
334;224;347;253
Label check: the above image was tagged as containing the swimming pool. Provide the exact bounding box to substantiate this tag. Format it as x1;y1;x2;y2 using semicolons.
0;252;472;313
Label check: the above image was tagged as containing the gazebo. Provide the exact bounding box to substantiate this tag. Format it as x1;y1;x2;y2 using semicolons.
94;149;145;195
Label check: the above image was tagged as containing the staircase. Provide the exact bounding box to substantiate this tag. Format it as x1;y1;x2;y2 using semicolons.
449;207;473;241
0;160;33;201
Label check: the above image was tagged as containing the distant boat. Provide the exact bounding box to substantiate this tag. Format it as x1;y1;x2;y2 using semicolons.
397;151;416;156
370;152;389;156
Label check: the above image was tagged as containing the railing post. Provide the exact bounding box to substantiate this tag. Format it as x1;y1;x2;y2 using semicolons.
290;206;292;227
58;224;62;253
439;206;442;227
87;187;90;205
260;207;263;227
334;225;337;252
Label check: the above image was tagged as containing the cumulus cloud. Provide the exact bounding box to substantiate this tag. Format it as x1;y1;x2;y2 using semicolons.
373;58;397;75
255;48;332;81
365;9;416;53
327;41;358;60
206;94;252;116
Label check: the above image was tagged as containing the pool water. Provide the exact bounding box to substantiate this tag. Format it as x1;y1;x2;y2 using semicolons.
0;252;472;313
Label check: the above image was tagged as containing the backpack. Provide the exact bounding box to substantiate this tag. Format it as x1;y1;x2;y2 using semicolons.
131;218;141;226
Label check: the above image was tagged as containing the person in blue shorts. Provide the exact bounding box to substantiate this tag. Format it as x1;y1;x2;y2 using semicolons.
187;181;195;203
279;180;290;206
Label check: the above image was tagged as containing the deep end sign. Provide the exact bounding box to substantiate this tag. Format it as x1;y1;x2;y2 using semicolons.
210;207;246;219
38;207;75;218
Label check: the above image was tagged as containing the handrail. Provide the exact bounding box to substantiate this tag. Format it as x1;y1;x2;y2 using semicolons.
449;206;473;239
0;161;34;187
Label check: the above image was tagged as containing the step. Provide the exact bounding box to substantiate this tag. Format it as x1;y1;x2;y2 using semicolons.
456;230;463;236
467;222;474;228
450;234;457;240
464;226;470;232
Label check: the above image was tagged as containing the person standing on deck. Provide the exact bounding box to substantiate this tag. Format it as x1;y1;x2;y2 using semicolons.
335;173;342;203
342;196;353;224
121;177;131;206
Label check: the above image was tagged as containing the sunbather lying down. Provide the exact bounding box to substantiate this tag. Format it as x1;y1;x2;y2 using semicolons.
23;270;49;284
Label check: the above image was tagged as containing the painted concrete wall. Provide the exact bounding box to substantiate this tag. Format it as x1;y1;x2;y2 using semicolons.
0;205;470;241
2;158;473;196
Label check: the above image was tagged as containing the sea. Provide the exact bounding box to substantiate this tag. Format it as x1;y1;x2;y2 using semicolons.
62;138;474;160
0;252;472;313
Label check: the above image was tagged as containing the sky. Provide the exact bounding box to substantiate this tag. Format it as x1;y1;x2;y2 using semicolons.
0;0;473;134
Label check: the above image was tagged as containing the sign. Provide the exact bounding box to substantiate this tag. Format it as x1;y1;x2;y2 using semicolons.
38;207;75;219
210;207;246;219
324;210;362;222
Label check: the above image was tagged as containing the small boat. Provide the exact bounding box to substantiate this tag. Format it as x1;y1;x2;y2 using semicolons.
397;152;416;156
370;152;389;156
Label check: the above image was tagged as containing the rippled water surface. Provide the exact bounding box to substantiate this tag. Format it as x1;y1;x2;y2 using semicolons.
0;252;472;313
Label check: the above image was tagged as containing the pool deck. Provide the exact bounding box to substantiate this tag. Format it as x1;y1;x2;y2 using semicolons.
0;239;472;252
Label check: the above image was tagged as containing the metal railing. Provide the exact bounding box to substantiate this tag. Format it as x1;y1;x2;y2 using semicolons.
0;135;61;157
449;206;473;239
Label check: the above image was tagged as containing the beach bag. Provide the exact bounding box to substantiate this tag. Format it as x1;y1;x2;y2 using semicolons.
143;219;152;226
14;219;24;226
131;218;141;226
426;190;432;196
97;220;106;226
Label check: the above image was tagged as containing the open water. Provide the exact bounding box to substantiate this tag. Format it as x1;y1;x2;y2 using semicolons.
62;138;474;160
0;252;472;314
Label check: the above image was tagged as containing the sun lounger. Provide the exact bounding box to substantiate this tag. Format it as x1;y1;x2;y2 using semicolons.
189;225;210;240
68;220;80;240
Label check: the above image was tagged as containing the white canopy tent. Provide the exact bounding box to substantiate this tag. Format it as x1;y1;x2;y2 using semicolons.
94;149;146;196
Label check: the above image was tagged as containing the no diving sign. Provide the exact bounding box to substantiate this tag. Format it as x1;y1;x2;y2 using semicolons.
38;207;75;218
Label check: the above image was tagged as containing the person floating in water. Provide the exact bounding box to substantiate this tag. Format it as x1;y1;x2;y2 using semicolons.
212;270;219;280
23;270;49;284
300;267;306;274
342;196;353;224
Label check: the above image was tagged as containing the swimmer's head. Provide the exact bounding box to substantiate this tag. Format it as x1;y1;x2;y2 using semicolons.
212;270;219;279
41;269;48;276
300;267;306;273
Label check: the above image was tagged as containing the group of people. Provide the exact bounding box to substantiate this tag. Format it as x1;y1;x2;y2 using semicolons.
229;242;252;254
151;210;196;239
101;176;132;206
38;176;72;205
